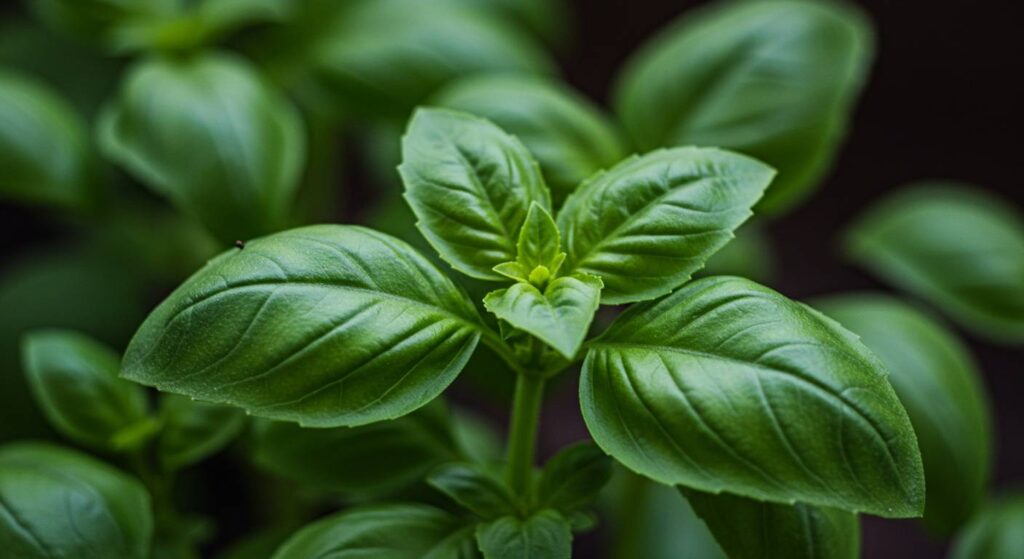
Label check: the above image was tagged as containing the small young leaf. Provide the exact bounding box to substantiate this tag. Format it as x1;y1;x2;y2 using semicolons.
484;273;602;359
157;394;247;471
536;442;613;513
684;489;860;559
950;494;1024;559
613;0;873;214
273;503;478;559
516;202;563;273
476;509;572;559
428;463;517;519
98;52;305;242
21;330;148;451
122;225;483;427
816;294;993;534
844;182;1024;344
580;276;924;517
435;73;627;205
0;442;153;559
557;148;773;304
400;108;551;280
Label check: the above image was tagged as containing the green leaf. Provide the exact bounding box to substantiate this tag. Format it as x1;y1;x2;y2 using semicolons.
696;222;775;283
451;0;569;44
614;0;873;214
0;69;96;212
556;147;774;304
273;503;479;559
312;0;554;117
515;203;563;274
950;493;1024;559
98;52;305;242
400;108;551;280
815;294;993;534
684;489;860;559
428;463;517;519
484;273;601;359
0;442;153;559
844;182;1024;344
157;394;247;471
580;276;924;517
435;74;626;205
476;510;571;559
27;0;177;48
250;402;461;497
536;443;613;513
121;225;483;427
20;330;148;451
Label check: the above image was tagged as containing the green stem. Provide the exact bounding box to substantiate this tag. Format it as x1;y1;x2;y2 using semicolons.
505;372;546;500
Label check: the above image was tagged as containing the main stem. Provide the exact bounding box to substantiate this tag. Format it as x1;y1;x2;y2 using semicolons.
505;372;546;498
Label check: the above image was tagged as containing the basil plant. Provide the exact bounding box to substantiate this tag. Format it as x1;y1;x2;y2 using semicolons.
115;107;926;558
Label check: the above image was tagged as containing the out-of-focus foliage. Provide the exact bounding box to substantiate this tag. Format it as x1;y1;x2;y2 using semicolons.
950;493;1024;559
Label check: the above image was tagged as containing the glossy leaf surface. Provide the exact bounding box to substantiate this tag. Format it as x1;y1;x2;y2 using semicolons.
476;510;571;559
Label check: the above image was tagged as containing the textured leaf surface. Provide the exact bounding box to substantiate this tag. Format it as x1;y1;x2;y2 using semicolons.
122;225;482;427
614;0;872;213
556;147;773;304
816;294;993;534
428;463;517;519
685;489;860;559
845;183;1024;344
580;276;924;517
98;52;305;242
950;494;1024;559
0;442;153;559
401;108;551;280
157;394;246;471
476;510;571;559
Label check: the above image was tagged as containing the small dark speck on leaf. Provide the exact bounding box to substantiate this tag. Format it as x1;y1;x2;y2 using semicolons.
235;240;246;249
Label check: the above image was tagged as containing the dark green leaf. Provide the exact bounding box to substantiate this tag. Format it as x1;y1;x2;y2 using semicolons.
273;503;479;559
614;0;873;213
815;294;993;534
98;52;305;242
122;225;482;427
556;147;774;304
0;442;153;559
685;489;859;559
950;494;1024;559
27;0;175;48
157;394;247;471
400;108;551;280
435;74;626;205
428;463;517;519
580;276;924;517
476;509;572;559
451;0;569;44
844;183;1024;344
537;443;613;513
21;330;148;450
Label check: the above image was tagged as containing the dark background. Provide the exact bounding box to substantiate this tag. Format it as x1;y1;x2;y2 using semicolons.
1;1;1021;557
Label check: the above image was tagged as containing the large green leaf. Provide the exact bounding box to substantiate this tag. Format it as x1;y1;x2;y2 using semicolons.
556;147;773;304
950;494;1024;559
400;108;551;280
157;394;247;471
844;183;1024;344
0;69;96;211
476;510;572;559
313;0;554;117
122;225;482;427
580;276;924;517
613;0;873;213
21;330;148;451
272;503;479;559
684;489;859;559
98;52;305;242
435;74;626;205
0;442;153;559
815;294;993;534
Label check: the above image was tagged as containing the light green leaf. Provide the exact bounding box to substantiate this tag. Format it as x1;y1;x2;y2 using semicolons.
950;494;1024;559
515;203;563;274
21;330;148;451
435;74;626;205
580;276;924;517
484;274;602;359
98;52;305;242
428;463;517;519
476;509;572;559
400;108;551;280
614;0;872;214
536;443;613;513
685;489;860;559
0;442;153;559
844;183;1024;344
0;69;96;212
273;503;479;559
157;394;247;471
121;225;482;427
815;294;993;534
556;147;774;304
